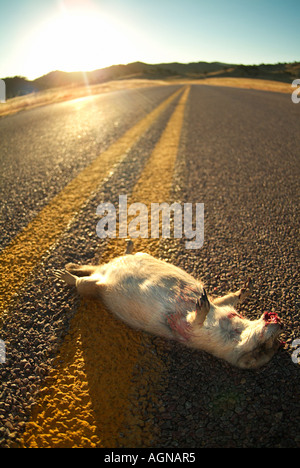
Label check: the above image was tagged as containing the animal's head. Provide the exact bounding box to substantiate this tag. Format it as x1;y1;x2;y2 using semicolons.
235;311;283;369
191;292;283;369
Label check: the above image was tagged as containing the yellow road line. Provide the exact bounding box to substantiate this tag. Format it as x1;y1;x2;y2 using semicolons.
21;86;190;448
131;85;190;204
0;87;183;316
117;85;191;447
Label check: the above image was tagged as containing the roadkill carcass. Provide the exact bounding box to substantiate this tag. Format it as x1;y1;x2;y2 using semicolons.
55;241;283;369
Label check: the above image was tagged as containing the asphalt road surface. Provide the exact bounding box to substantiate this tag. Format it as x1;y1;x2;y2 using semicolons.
0;84;299;448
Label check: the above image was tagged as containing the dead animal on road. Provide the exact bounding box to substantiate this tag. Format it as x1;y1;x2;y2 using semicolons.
55;240;283;369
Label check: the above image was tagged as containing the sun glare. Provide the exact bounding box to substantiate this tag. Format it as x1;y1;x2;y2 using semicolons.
21;5;136;79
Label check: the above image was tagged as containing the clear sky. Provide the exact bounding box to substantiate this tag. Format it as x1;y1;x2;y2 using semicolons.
0;0;299;80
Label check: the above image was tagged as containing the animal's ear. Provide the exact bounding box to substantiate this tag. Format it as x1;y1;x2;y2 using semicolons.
236;350;260;369
196;289;210;325
236;347;272;369
237;341;280;369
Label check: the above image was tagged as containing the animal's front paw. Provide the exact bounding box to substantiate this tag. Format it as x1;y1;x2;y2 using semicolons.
196;289;210;324
238;277;253;303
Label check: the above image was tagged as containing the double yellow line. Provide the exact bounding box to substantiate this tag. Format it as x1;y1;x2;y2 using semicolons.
0;87;184;316
18;85;190;448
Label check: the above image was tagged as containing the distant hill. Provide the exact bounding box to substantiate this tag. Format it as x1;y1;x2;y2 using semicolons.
3;61;300;99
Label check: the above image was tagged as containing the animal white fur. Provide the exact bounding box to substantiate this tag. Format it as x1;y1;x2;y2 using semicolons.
55;242;282;369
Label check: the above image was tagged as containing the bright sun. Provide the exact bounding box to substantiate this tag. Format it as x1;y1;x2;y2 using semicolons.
21;5;136;79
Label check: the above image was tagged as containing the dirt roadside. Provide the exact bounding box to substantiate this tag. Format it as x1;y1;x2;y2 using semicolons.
0;77;293;118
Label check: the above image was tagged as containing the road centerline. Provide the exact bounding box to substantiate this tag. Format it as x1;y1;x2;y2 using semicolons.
0;87;184;317
21;86;190;448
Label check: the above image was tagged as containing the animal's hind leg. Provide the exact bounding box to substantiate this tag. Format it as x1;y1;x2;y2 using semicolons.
76;277;105;298
65;263;97;277
54;270;77;286
55;270;104;298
